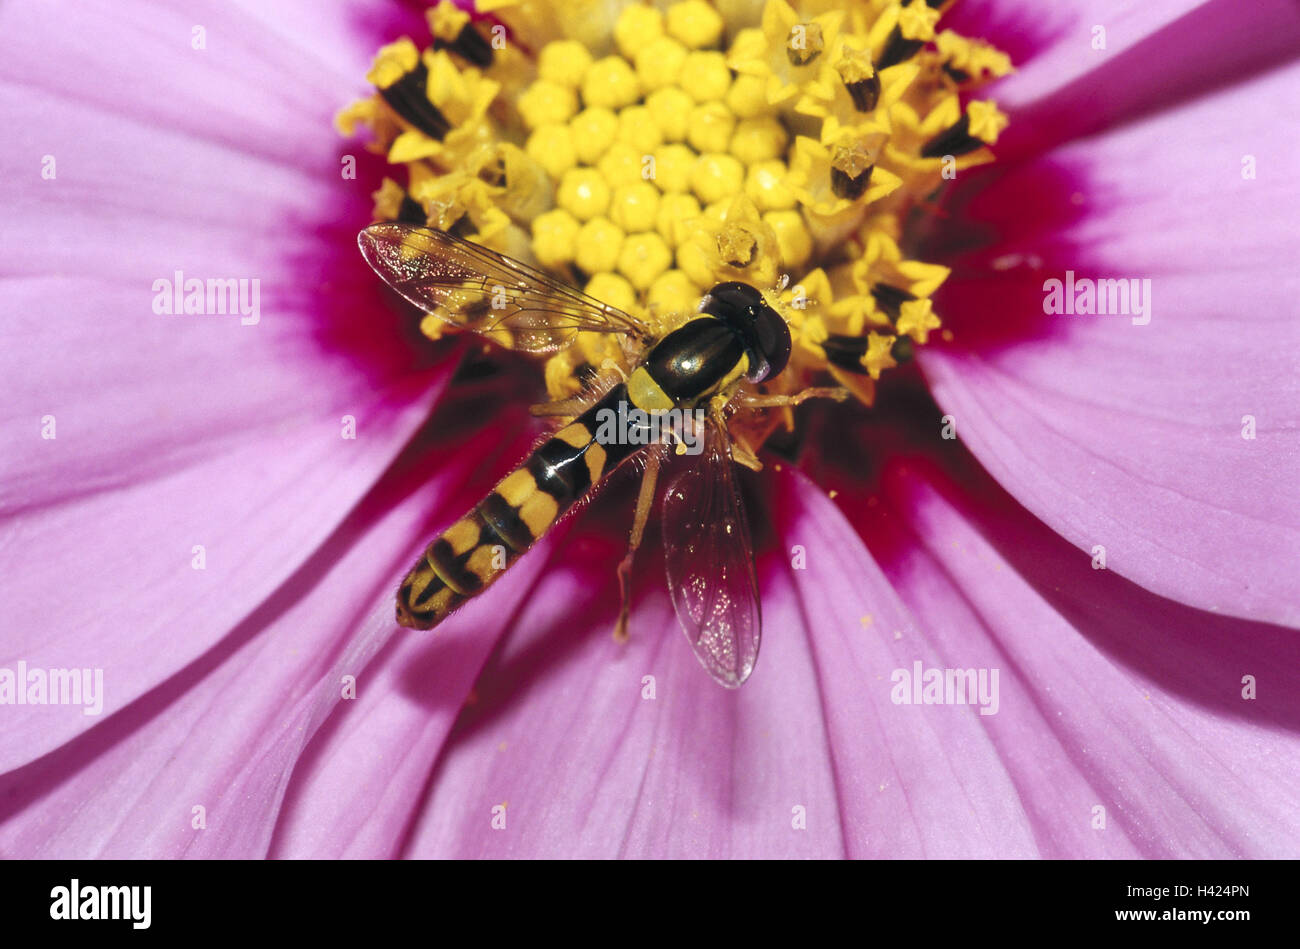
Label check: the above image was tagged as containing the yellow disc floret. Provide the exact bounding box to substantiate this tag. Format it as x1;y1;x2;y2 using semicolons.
679;51;732;103
582;56;641;110
526;124;578;179
691;152;745;205
557;167;611;220
538;40;594;88
645;87;696;143
575;216;624;274
634;36;690;92
665;0;725;50
569;107;620;165
610;182;662;233
686;101;737;154
618;232;674;290
614;4;665;61
531;208;582;269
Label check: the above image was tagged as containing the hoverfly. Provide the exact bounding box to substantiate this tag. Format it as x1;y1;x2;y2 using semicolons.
358;223;844;687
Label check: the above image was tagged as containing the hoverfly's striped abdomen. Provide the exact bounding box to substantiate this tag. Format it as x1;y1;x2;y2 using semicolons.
396;314;757;630
396;385;637;629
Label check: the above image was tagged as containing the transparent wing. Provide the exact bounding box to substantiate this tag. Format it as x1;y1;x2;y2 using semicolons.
662;419;761;688
358;222;650;353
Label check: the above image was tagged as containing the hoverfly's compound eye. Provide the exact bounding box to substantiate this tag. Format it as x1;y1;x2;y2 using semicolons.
701;282;793;383
750;300;792;382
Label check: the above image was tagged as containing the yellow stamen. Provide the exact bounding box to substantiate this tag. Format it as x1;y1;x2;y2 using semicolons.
860;332;898;380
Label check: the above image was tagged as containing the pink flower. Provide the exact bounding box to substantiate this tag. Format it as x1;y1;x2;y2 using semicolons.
2;0;1298;858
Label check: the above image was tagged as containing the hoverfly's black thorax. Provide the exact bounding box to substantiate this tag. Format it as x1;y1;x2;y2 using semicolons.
642;319;746;403
699;282;792;383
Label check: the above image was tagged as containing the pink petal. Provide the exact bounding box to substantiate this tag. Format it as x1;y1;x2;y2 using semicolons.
266;418;572;859
0;366;443;773
920;57;1300;628
946;0;1193;106
871;455;1300;857
949;1;1300;159
0;0;444;768
0;412;530;857
983;0;1300;158
270;520;577;859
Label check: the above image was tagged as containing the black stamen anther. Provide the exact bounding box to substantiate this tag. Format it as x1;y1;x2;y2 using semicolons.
831;141;875;200
378;63;451;140
870;283;916;320
821;334;870;374
435;24;493;68
397;195;427;224
921;113;982;158
845;72;882;112
478;155;507;188
831;164;873;199
942;64;971;84
448;215;477;240
876;26;923;70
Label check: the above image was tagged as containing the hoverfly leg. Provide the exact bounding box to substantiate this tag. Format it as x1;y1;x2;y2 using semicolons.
529;396;589;418
736;386;850;409
729;435;763;472
710;402;763;472
599;357;629;383
613;449;662;644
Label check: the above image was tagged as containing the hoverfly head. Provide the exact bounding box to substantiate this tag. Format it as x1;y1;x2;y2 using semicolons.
700;282;792;383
